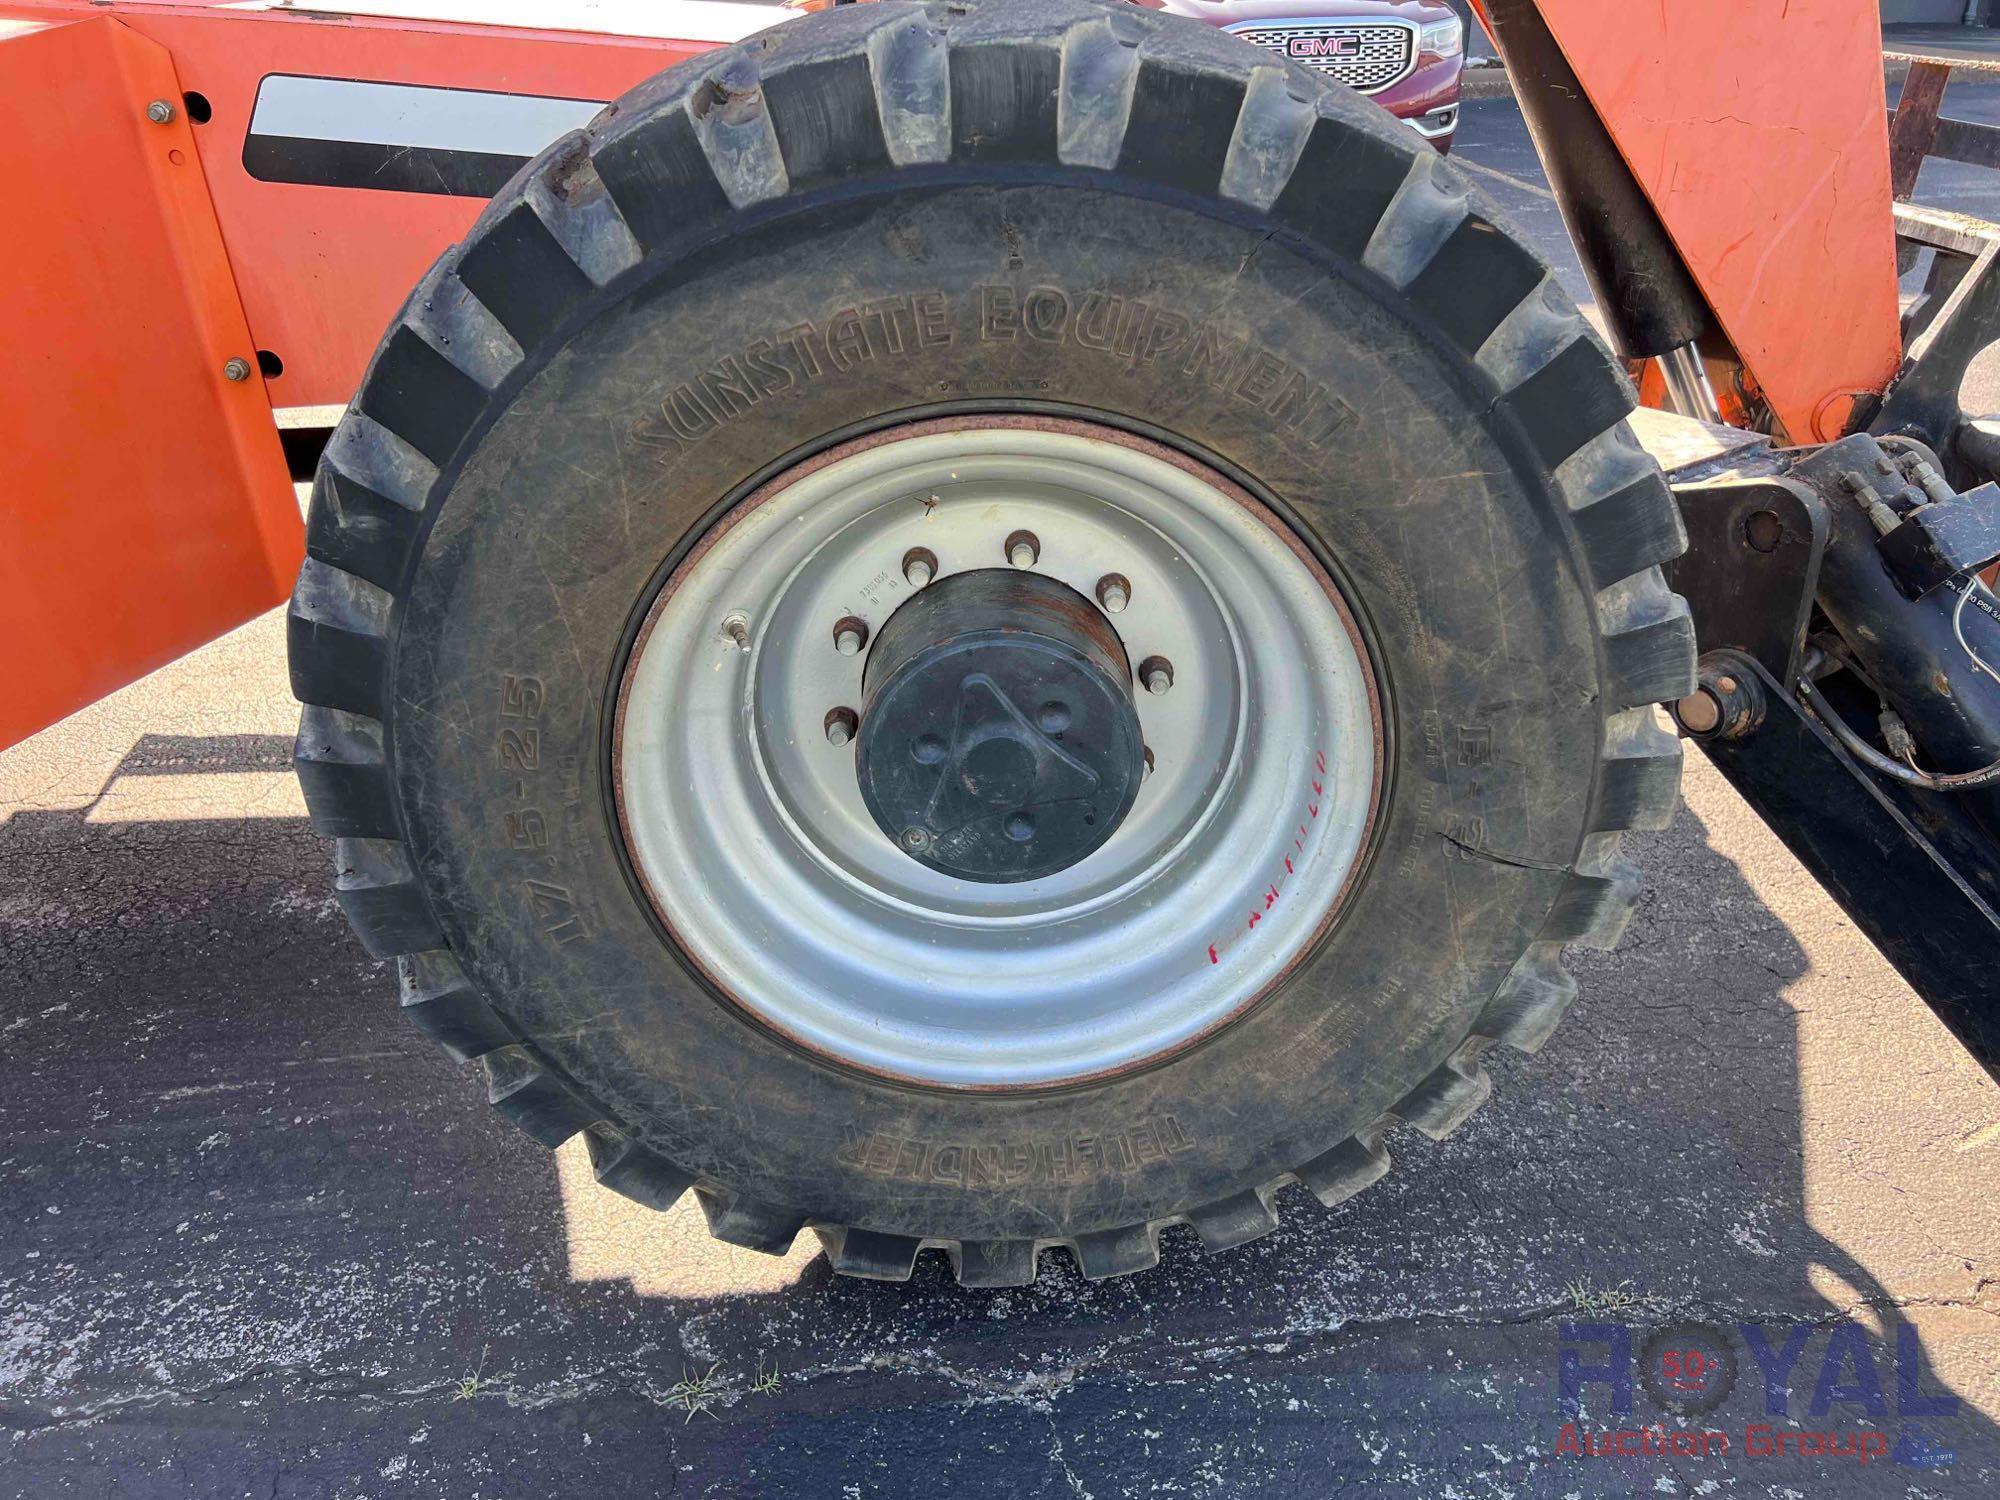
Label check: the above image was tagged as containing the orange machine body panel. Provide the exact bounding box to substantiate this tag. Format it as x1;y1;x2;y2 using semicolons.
0;0;736;749
5;0;730;409
1508;0;1905;441
0;13;303;748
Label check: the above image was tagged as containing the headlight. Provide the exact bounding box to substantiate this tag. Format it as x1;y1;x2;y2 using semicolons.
1420;17;1464;57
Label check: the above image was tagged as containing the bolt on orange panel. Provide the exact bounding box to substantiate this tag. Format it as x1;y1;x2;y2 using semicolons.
0;14;301;749
1526;0;1904;441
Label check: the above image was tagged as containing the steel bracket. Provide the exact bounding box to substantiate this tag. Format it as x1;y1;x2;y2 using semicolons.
1666;472;1830;687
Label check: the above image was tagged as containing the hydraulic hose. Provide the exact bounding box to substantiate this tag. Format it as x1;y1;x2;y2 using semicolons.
1797;648;2000;791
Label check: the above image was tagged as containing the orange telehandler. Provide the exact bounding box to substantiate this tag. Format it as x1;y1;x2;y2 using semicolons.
4;0;1997;1283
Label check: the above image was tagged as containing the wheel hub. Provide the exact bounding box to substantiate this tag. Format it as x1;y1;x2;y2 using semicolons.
856;569;1145;882
612;416;1381;1089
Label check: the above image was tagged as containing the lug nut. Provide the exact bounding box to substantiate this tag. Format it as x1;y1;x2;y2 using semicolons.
901;827;932;852
903;548;937;588
1139;656;1174;696
146;99;176;125
1096;574;1131;613
824;707;858;747
1005;530;1040;569
833;617;869;656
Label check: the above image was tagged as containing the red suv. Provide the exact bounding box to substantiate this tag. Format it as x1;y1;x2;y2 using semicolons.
1153;1;1465;150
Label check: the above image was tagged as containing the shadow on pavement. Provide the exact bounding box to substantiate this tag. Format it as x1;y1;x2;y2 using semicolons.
1;718;1996;1498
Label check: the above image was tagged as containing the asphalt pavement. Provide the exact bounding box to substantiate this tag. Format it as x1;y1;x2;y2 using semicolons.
2;90;1998;1500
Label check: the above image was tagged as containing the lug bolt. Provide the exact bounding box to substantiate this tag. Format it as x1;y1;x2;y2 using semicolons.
1096;574;1131;613
146;99;176;125
1005;530;1040;569
833;617;869;656
901;827;932;852
1143;746;1156;779
721;613;751;649
824;707;858;747
222;357;252;383
903;548;937;588
1139;656;1175;696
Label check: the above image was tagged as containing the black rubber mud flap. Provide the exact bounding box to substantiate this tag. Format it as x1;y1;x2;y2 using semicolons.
289;0;1693;1284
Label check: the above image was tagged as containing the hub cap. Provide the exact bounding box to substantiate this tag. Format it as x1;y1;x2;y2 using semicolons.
856;569;1145;883
613;417;1381;1089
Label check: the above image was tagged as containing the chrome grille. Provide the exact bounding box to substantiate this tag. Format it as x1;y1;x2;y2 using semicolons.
1229;22;1417;94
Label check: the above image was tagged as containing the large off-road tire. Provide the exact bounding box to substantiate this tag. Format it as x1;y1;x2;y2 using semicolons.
289;0;1693;1284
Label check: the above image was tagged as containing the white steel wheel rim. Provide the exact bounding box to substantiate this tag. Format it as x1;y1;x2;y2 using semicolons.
613;417;1381;1089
